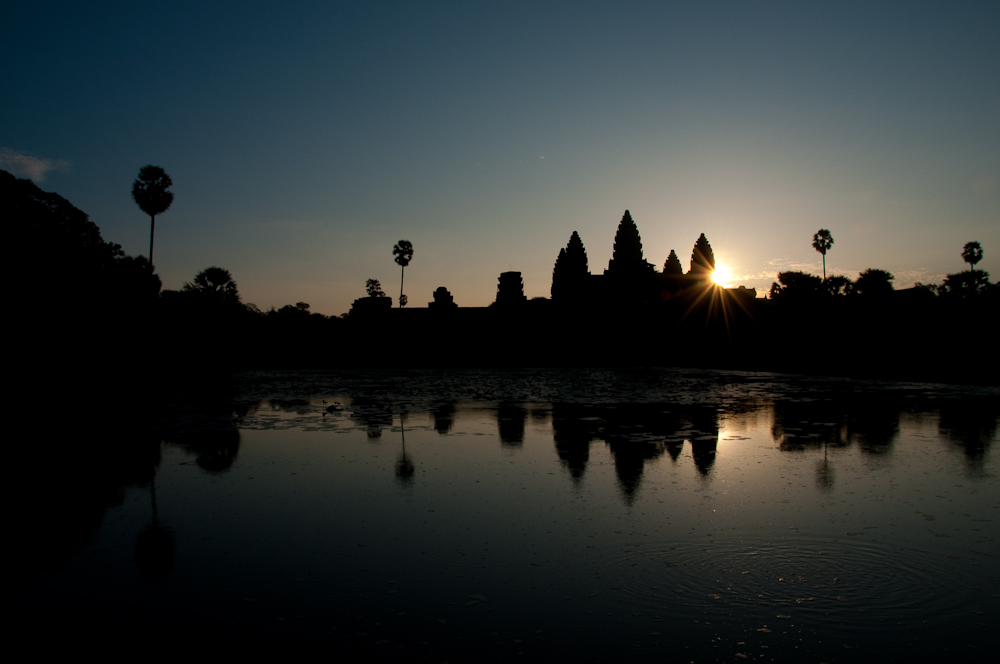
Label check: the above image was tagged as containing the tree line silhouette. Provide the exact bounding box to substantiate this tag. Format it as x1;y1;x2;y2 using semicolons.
3;167;996;383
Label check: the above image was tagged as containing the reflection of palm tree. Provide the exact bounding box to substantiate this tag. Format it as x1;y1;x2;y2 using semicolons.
393;240;414;308
131;165;174;274
395;413;415;483
135;466;175;580
812;229;834;281
815;441;834;490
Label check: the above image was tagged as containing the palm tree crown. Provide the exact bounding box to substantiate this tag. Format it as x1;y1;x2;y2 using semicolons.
393;240;414;268
961;241;983;270
812;229;834;280
132;166;173;217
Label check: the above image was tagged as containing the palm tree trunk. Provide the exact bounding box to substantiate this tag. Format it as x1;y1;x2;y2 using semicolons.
149;214;156;273
822;254;826;281
399;266;405;308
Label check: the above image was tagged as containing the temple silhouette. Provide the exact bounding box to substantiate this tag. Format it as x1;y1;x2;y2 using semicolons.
350;209;755;317
341;209;768;370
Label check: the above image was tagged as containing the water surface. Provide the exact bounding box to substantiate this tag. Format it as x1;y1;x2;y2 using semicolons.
24;369;1000;661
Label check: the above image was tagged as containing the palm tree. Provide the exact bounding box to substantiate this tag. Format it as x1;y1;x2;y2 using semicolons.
392;240;414;308
183;266;240;303
812;229;834;281
131;165;174;274
962;241;983;271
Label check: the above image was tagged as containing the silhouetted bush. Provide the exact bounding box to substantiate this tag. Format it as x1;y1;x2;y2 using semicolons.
938;269;991;299
854;268;895;297
769;271;823;300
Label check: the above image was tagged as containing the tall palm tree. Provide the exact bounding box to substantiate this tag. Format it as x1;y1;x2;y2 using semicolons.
393;240;414;308
812;229;834;280
961;241;983;271
131;165;174;274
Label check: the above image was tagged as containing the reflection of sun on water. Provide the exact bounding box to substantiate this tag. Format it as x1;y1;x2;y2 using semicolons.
710;263;733;287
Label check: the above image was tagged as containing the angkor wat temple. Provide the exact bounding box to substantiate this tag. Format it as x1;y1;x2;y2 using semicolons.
352;209;754;317
547;209;756;306
346;210;765;369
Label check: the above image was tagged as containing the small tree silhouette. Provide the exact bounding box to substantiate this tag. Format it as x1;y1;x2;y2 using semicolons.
365;278;386;298
962;241;983;271
131;165;173;273
183;266;240;303
812;229;834;280
823;275;853;296
854;268;894;297
769;271;823;300
393;240;414;308
939;269;991;299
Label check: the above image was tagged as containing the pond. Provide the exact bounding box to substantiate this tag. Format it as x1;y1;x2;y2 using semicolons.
20;369;1000;661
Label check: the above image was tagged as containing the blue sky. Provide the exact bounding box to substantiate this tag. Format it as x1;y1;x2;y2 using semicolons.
3;1;997;314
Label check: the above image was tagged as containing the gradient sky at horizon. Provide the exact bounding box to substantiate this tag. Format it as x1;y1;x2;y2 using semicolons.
3;1;997;315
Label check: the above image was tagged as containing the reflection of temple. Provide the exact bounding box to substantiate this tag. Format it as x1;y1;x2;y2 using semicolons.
548;403;722;502
497;403;527;445
605;440;666;504
552;404;595;482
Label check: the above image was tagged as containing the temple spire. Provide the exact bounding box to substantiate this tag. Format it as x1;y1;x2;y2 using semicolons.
606;210;653;277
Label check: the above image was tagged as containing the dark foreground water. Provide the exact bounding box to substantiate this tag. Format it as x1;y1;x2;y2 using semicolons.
20;370;1000;661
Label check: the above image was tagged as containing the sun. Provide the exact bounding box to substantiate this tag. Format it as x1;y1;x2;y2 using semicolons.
710;263;734;287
